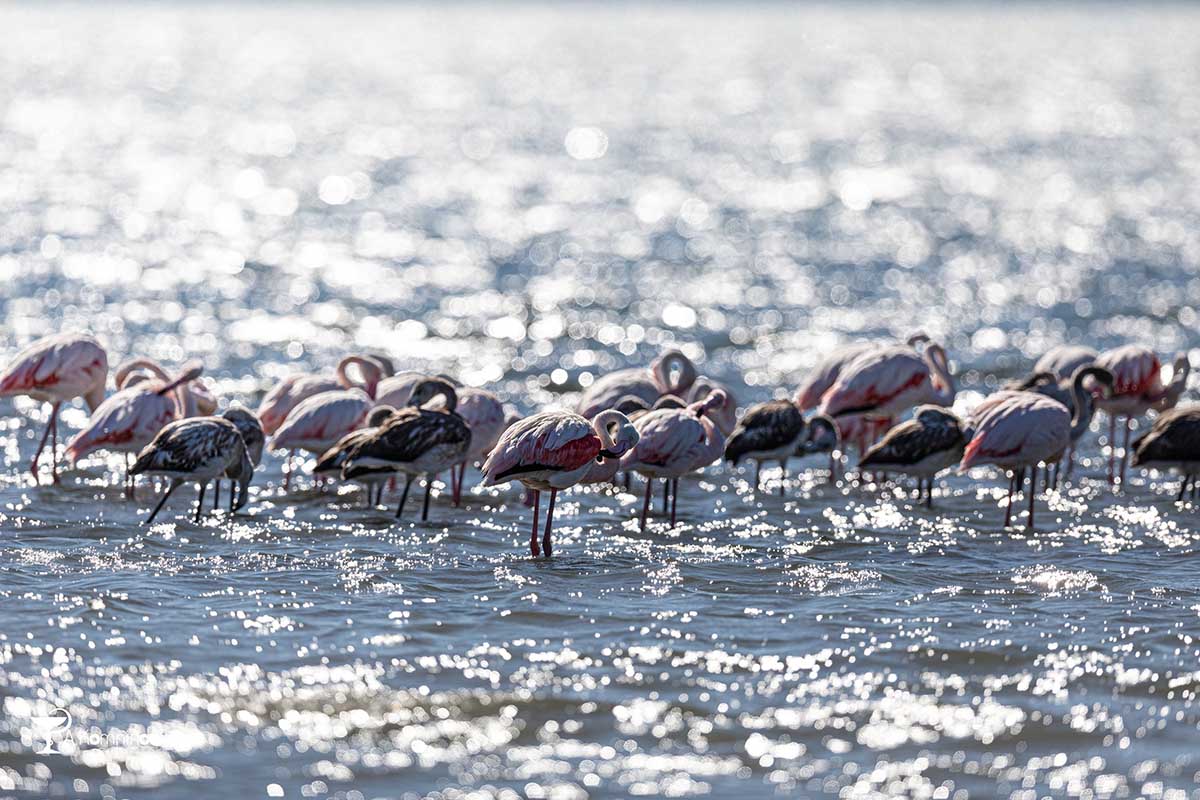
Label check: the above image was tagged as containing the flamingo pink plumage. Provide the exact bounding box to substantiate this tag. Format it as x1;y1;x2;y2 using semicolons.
449;387;506;505
257;354;390;436
1033;345;1098;382
1095;345;1190;487
0;333;109;483
65;361;204;495
576;350;697;420
267;357;384;487
482;409;639;557
620;391;729;531
116;358;216;417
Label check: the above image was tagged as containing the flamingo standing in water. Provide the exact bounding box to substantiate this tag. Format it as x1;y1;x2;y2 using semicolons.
267;356;384;488
341;378;472;522
213;407;265;511
621;391;729;531
131;417;254;523
577;349;697;419
1095;346;1190;487
313;405;398;506
482;409;639;557
0;333;109;483
859;406;965;507
960;368;1113;529
723;400;837;495
1011;365;1115;484
65;361;204;495
687;377;738;436
1131;406;1200;501
448;387;506;505
817;340;955;456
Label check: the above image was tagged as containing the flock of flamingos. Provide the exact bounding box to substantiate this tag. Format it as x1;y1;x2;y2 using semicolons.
0;330;1196;557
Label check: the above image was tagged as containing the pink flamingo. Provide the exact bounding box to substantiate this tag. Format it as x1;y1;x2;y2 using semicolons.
116;358;217;416
449;387;506;505
577;350;697;419
482;409;639;557
0;333;109;483
257;355;391;436
687;376;738;436
1033;345;1097;381
374;371;450;410
620;391;729;531
267;357;383;487
817;340;955;456
65;361;204;495
1095;345;1190;486
960;369;1111;529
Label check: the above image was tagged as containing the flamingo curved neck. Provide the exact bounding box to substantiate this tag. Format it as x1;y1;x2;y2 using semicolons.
337;356;381;399
926;346;955;405
591;410;624;453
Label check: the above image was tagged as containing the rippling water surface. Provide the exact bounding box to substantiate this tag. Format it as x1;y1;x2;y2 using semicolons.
3;3;1200;798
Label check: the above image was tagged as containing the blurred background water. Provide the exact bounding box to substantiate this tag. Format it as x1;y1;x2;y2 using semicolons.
2;2;1200;798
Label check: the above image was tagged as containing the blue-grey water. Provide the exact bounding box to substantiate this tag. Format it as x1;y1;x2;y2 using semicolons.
3;3;1200;798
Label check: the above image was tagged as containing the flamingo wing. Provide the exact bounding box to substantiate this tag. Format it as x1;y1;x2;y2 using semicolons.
818;347;927;417
794;343;876;410
1097;345;1162;397
482;412;600;484
624;409;705;469
269;391;371;450
960;396;1069;470
66;387;175;461
577;367;659;419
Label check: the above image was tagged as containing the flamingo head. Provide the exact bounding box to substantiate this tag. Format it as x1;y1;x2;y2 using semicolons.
593;410;639;459
651;350;697;396
802;414;840;454
409;378;458;413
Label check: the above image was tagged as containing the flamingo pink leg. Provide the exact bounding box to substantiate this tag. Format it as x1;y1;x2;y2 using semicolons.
29;402;61;485
1003;471;1015;528
1028;465;1037;530
530;489;541;557
543;488;557;557
50;405;60;484
670;479;678;526
1120;417;1131;488
1107;415;1116;486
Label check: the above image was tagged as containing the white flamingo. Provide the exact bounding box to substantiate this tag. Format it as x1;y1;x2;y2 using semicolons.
0;333;109;483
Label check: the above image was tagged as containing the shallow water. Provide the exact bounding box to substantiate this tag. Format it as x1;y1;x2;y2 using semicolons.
3;3;1200;798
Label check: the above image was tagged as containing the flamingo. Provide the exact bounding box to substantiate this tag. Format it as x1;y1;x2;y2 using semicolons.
687;376;738;436
620;391;730;531
960;368;1113;529
858;406;965;507
267;356;383;488
313;405;398;506
723;400;837;495
1131;406;1200;501
374;371;455;410
341;378;472;521
1032;345;1098;382
65;361;204;495
482;409;638;557
576;349;697;420
213;407;265;511
130;417;254;523
0;333;109;483
1095;346;1190;487
257;354;391;435
1011;365;1115;483
449;387;507;505
116;358;217;416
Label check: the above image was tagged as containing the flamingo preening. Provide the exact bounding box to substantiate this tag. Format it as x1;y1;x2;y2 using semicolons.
1095;346;1190;487
65;361;204;495
1132;406;1200;501
482;409;639;557
576;350;697;420
620;391;729;531
116;358;217;416
341;378;472;521
0;333;109;484
213;407;265;510
723;400;837;495
859;406;965;507
960;368;1114;529
267;356;384;488
130;417;255;524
